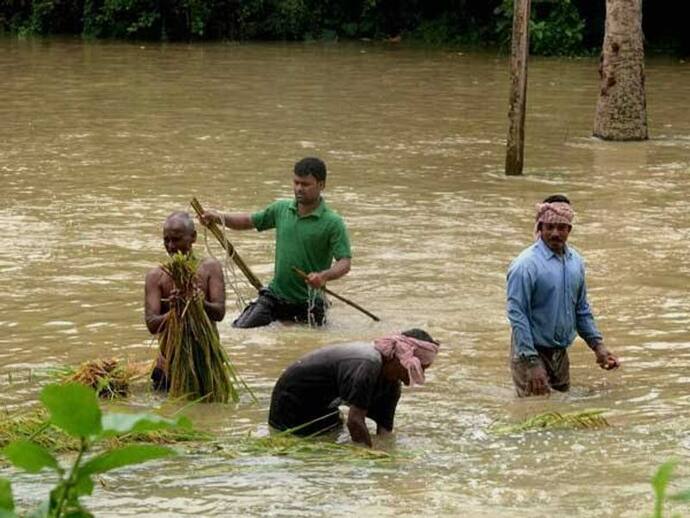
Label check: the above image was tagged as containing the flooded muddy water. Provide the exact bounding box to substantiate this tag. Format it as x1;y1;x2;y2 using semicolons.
1;38;689;517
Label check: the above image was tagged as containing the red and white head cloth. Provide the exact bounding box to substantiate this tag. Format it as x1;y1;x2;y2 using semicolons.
534;202;575;239
373;334;439;386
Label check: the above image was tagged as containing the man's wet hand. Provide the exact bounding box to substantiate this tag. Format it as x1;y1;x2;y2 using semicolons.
526;363;550;396
305;272;325;289
593;344;620;370
199;209;222;227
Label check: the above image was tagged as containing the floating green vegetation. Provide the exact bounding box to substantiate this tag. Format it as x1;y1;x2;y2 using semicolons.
0;407;211;459
159;252;255;403
491;409;610;434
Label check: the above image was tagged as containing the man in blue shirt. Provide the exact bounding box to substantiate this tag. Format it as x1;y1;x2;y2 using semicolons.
506;195;620;397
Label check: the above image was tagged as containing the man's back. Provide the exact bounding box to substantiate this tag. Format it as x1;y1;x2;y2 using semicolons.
268;342;400;435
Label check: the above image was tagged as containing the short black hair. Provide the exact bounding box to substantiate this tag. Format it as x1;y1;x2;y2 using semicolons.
401;328;439;345
543;194;570;204
294;157;327;182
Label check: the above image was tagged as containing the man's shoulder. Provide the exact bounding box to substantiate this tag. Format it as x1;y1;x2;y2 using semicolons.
198;256;223;274
509;243;541;270
146;265;166;279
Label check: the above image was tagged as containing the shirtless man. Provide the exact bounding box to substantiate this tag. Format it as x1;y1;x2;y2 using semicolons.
144;211;225;389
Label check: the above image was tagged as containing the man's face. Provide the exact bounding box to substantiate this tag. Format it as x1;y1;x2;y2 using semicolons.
163;221;196;255
293;173;324;205
381;358;430;386
541;222;571;254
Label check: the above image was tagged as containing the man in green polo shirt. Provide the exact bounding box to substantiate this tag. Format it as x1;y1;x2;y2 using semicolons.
200;157;352;328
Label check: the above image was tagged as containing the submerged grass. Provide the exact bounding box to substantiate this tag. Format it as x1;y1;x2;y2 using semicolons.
159;252;255;403
0;407;211;460
491;409;610;434
233;433;394;461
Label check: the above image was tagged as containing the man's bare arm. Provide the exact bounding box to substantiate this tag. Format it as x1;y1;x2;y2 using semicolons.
200;210;254;230
144;269;167;335
202;260;226;322
346;405;372;447
306;257;351;288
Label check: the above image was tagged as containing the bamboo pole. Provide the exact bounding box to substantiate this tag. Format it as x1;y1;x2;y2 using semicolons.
505;0;531;176
190;197;263;291
291;267;380;322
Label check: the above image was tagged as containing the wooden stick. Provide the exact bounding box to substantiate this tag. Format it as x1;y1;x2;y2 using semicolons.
291;267;380;322
190;197;263;292
505;0;531;175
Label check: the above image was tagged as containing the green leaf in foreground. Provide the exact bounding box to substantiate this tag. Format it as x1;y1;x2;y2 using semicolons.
80;445;175;475
100;413;192;436
40;383;102;438
652;460;677;513
2;440;59;473
0;478;14;511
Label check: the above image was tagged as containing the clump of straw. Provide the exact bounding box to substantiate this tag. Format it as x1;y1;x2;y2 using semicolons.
159;252;253;403
0;407;210;459
491;409;610;434
64;358;150;399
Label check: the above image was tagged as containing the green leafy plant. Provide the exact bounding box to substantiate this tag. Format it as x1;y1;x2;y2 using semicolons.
0;382;191;517
650;460;690;518
495;0;585;56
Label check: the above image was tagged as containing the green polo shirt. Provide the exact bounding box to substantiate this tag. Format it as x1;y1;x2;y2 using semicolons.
251;198;351;303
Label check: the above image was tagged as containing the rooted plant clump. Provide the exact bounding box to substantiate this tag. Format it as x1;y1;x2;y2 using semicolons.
159;252;253;403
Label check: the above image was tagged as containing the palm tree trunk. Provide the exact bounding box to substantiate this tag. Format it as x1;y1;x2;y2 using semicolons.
593;0;648;141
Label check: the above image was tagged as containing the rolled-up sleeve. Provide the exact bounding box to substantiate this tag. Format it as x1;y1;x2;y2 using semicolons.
506;261;537;358
251;201;279;231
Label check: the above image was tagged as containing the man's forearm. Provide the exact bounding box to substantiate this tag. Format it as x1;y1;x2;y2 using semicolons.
145;313;167;335
347;418;372;447
203;300;225;321
219;212;254;230
321;258;351;282
347;406;372;447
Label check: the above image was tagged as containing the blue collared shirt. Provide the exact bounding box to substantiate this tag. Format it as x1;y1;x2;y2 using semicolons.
506;239;602;359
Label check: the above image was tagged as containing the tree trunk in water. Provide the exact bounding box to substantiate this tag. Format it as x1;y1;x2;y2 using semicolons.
593;0;648;141
505;0;531;176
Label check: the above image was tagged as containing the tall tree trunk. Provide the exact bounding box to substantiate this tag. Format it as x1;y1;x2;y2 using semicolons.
593;0;648;141
505;0;531;176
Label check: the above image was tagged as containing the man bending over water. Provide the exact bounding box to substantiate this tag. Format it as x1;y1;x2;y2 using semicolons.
268;329;440;447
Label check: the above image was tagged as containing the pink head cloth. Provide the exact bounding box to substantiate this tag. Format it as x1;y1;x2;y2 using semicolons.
373;334;440;386
533;201;575;239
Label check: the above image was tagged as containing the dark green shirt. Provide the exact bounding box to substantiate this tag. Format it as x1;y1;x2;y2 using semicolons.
251;198;351;303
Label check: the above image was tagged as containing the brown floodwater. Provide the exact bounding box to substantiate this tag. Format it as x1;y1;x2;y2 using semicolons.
1;37;689;517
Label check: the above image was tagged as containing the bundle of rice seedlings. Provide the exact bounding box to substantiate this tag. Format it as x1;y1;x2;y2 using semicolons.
236;433;393;461
159;252;253;403
64;358;151;399
491;409;610;434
